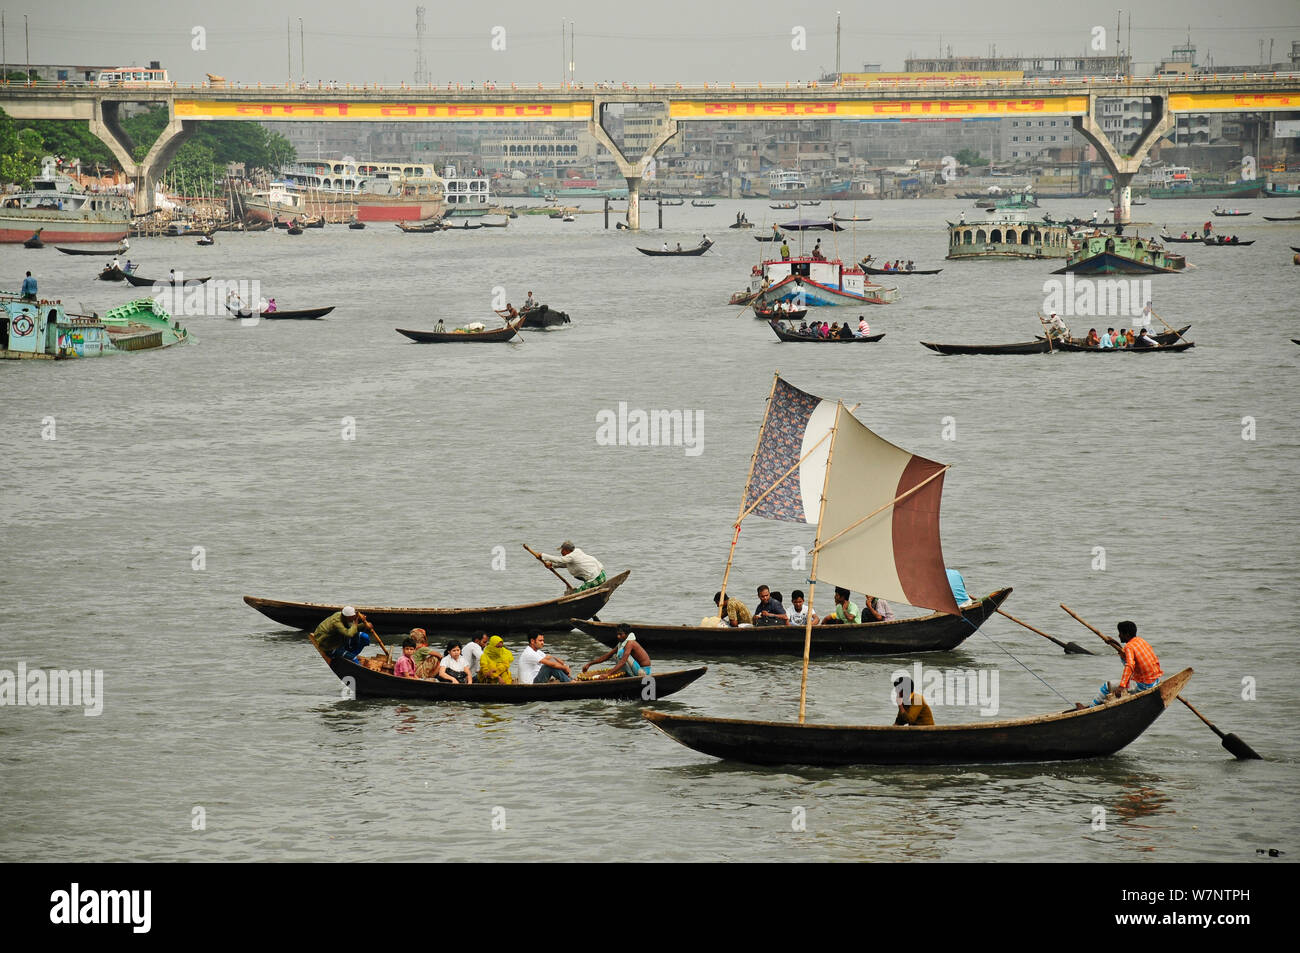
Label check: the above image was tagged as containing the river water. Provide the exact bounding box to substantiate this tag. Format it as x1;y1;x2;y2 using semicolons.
2;199;1297;862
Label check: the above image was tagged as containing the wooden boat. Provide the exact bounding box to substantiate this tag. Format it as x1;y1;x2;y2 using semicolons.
770;203;798;210
1211;209;1250;216
728;221;755;229
348;221;366;230
245;569;631;636
636;241;713;256
1054;339;1195;352
1201;238;1254;246
1053;235;1185;275
519;304;571;329
798;200;822;206
395;314;526;342
921;325;1191;355
575;589;1009;655
449;221;484;230
779;219;844;232
659;199;684;206
1160;234;1210;243
479;218;509;228
124;272;210;287
244;221;272;232
862;264;942;276
768;320;885;343
691;200;716;207
227;305;335;320
831;215;871;222
23;230;44;248
643;669;1193;765
754;307;807;320
58;245;123;256
397;220;443;232
316;647;706;702
286;226;304;235
1263;215;1300;222
97;265;132;281
755;232;785;242
547;211;565;219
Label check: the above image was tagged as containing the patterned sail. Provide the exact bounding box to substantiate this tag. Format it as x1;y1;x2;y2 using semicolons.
742;377;959;616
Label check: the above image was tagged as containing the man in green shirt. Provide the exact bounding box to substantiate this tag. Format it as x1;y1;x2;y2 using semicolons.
312;606;369;660
820;587;859;625
713;590;753;627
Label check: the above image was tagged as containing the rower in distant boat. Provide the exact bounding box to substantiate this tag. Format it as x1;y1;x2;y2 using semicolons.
1083;621;1162;707
540;541;607;591
700;233;709;246
434;319;446;333
312;606;370;661
893;675;935;726
583;623;653;678
1045;312;1069;341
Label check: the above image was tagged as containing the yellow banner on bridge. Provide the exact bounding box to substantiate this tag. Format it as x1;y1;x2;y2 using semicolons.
174;99;594;121
669;96;1088;120
1169;91;1297;112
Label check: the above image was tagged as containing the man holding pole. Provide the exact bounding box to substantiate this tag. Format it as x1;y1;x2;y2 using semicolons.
539;541;607;592
312;606;370;661
1087;621;1162;706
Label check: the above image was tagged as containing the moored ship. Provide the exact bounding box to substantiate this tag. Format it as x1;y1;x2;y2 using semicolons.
946;215;1071;260
2;292;187;359
0;157;131;244
1052;232;1185;275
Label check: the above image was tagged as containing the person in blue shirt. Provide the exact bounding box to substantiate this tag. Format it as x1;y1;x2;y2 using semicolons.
946;568;970;605
753;585;788;626
20;272;38;301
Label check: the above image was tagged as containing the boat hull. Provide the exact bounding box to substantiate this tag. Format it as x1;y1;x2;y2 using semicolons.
1053;253;1182;275
642;669;1192;765
244;570;631;636
769;320;884;343
1;221;129;244
396;315;524;342
758;275;897;307
356;200;445;222
325;654;705;702
573;588;1010;655
922;326;1190;355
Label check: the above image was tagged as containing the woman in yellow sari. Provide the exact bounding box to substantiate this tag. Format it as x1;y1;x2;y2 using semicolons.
477;635;514;684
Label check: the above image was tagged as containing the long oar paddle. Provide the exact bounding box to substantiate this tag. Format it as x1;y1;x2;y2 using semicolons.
1060;604;1262;761
357;612;391;662
996;607;1092;654
1149;308;1187;345
522;544;575;592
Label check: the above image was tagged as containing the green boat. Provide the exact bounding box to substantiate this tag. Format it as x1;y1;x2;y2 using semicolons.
1148;178;1265;199
1052;233;1185;275
1;292;188;359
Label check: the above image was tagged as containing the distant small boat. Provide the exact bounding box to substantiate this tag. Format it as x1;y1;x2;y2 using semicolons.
636;240;713;257
348;221;366;230
831;214;872;222
287;226;303;235
755;232;785;242
562;214;576;222
227;304;336;321
124;272;210;288
659;198;684;206
1211;208;1251;217
769;319;884;343
798;200;822;206
862;262;943;276
196;235;214;246
779;219;844;232
396;315;526;342
57;245;121;256
1263;215;1300;222
729;220;754;229
691;200;716;208
1201;238;1254;246
397;220;442;232
770;202;798;210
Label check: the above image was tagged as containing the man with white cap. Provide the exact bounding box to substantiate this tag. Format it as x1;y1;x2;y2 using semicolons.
539;541;606;592
312;605;371;661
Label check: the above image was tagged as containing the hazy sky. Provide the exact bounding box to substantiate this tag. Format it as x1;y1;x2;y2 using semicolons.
4;0;1298;85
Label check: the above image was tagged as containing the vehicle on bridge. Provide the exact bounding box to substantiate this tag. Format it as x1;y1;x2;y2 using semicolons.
95;67;170;87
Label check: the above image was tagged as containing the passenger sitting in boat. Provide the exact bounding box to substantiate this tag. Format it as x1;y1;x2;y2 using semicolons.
434;319;446;333
523;291;536;311
817;322;830;340
787;590;818;626
855;316;870;338
862;595;893;622
752;265;762;276
1133;328;1159;348
394;638;418;678
1191;231;1199;239
266;298;277;313
662;242;670;252
798;321;810;335
820;587;859;625
753;585;788;626
1125;329;1136;347
837;323;854;340
906;261;915;271
893;675;935;726
411;629;442;678
1085;329;1101;347
675;243;682;252
829;322;841;338
947;568;969;605
713;591;753;627
463;632;489;678
1180;231;1189;239
583;623;653;678
312;606;369;661
519;633;571;683
476;635;513;684
437;641;472;683
1111;329;1126;347
1084;621;1162;708
1100;327;1115;349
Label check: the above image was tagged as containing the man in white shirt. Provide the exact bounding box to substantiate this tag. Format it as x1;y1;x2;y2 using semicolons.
464;632;489;677
540;541;607;592
519;633;572;683
787;589;818;627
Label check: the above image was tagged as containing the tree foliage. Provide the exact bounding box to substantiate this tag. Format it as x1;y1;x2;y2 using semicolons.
956;148;990;167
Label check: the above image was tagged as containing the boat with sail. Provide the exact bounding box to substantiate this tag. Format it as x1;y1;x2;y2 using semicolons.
634;373;1186;766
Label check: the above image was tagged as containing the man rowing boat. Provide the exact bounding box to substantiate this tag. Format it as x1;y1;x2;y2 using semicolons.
312;606;370;661
540;541;607;592
1083;621;1163;708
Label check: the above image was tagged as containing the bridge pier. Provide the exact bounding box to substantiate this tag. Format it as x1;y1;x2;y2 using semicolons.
89;101;197;214
1072;92;1175;225
587;103;678;231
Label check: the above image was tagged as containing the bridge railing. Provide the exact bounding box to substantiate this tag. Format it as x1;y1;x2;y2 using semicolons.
2;73;1298;93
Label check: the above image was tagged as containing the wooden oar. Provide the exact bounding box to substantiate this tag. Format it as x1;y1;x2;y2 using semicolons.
356;612;391;662
1036;311;1055;352
522;544;574;592
996;607;1092;654
1060;604;1262;760
1148;308;1188;344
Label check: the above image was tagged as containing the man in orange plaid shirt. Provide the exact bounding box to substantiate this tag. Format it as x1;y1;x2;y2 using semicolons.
1090;621;1163;706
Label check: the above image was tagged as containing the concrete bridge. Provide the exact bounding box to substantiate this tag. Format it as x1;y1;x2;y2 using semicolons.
2;75;1296;226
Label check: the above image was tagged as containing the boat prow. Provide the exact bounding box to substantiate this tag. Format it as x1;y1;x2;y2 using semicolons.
641;667;1194;766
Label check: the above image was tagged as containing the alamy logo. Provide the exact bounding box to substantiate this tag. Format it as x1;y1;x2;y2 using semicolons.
893;662;1000;715
595;402;704;457
1041;275;1151;318
49;884;151;933
0;663;103;716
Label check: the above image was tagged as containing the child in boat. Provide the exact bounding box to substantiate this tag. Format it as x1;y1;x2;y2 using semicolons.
394;638;418;678
437;641;472;683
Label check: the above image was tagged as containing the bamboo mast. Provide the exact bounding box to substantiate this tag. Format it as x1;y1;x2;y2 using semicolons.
717;371;781;618
798;401;842;723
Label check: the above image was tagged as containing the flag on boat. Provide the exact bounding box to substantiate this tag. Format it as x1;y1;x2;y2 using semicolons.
742;376;960;616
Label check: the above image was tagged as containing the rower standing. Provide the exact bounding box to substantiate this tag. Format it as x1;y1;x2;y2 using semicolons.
540;541;607;592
